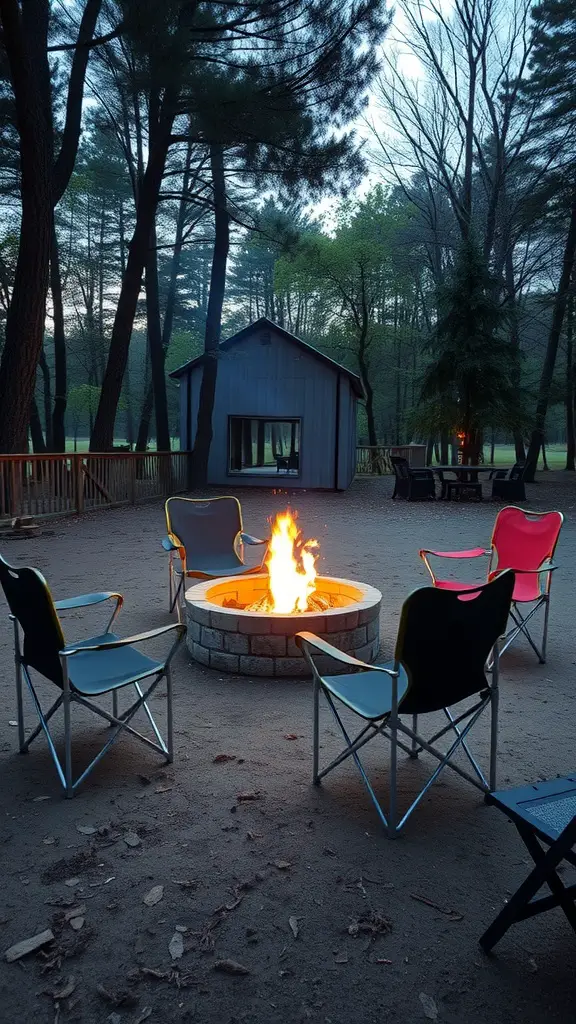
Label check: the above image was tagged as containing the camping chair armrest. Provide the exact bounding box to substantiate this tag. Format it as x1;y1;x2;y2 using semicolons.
162;534;181;552
240;532;267;546
419;547;489;560
419;547;489;583
295;632;398;676
61;623;185;657
55;592;123;611
492;563;557;576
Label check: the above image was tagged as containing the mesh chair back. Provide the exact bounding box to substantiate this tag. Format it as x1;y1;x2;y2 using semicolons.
391;456;410;480
509;462;526;480
0;555;64;686
396;571;514;714
490;506;563;601
166;496;244;570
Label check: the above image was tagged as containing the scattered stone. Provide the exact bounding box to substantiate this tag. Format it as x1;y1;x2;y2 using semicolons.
123;832;141;848
213;959;250;976
419;993;439;1020
76;824;97;835
143;885;164;907
169;932;184;960
5;929;54;962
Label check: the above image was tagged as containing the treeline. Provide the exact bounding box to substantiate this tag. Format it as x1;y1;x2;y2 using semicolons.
1;0;576;480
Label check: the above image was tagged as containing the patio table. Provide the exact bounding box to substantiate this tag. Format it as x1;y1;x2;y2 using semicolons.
431;464;511;483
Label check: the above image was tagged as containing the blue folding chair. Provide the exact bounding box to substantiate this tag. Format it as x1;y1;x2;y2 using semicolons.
163;496;268;618
297;571;514;836
0;555;185;797
480;775;576;952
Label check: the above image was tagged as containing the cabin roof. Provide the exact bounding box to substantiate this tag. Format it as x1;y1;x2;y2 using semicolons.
169;316;365;399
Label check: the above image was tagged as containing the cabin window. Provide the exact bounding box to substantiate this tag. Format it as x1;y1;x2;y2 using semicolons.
228;417;300;476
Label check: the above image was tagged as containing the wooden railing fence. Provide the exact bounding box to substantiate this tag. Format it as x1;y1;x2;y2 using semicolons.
356;444;427;475
0;452;189;520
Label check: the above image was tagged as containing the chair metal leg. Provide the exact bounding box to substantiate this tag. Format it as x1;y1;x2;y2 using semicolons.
388;706;398;837
166;666;174;762
12;618;26;753
489;654;499;791
410;714;419;758
111;690;119;726
62;679;73;799
312;676;320;784
541;596;550;664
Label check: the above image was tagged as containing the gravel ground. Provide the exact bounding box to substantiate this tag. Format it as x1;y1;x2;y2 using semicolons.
0;472;575;1024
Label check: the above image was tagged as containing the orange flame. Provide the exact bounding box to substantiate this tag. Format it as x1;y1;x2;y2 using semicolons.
266;510;318;613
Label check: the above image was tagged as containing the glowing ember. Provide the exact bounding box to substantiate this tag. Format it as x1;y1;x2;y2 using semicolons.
247;510;318;614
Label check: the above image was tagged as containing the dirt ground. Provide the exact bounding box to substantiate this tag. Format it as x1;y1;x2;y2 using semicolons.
1;473;576;1024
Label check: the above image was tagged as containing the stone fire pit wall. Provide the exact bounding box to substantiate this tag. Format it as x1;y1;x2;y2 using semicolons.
185;574;382;678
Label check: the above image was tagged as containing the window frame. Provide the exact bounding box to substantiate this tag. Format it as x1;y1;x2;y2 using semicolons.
227;415;302;479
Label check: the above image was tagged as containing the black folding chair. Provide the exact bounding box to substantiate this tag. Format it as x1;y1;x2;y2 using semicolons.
480;775;576;952
0;555;185;797
297;571;514;836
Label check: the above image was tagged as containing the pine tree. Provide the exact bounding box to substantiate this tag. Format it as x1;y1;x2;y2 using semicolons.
415;240;521;464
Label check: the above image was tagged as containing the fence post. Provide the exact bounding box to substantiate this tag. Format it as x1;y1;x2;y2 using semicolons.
73;454;84;515
129;456;137;504
9;460;20;518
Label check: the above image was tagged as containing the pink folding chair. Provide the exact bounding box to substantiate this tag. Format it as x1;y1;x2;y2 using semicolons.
420;506;564;664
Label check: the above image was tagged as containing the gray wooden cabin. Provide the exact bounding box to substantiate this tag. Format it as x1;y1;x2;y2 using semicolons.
170;317;364;490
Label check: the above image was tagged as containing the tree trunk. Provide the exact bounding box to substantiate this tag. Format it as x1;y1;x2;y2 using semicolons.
525;201;576;481
161;134;193;350
89;100;175;451
38;347;52;450
146;222;171;451
51;222;67;451
0;0;102;453
566;292;575;470
135;381;154;452
190;143;230;485
0;0;52;452
29;398;46;453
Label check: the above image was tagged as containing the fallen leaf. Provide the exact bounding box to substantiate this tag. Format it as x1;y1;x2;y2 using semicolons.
288;916;299;940
76;824;97;836
419;992;438;1020
284;734;297;741
171;879;198;890
246;831;263;841
143;885;164;907
43;837;56;845
213;754;236;763
69;917;85;931
213;959;250;976
376;958;392;964
135;1010;152;1024
155;784;172;794
333;952;349;964
169;932;184;960
33;795;51;802
5;929;54;962
175;925;187;933
274;860;292;871
50;976;77;1001
237;791;262;803
64;878;80;888
123;832;141;848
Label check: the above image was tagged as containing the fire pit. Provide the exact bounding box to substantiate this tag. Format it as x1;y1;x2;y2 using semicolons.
185;511;381;677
